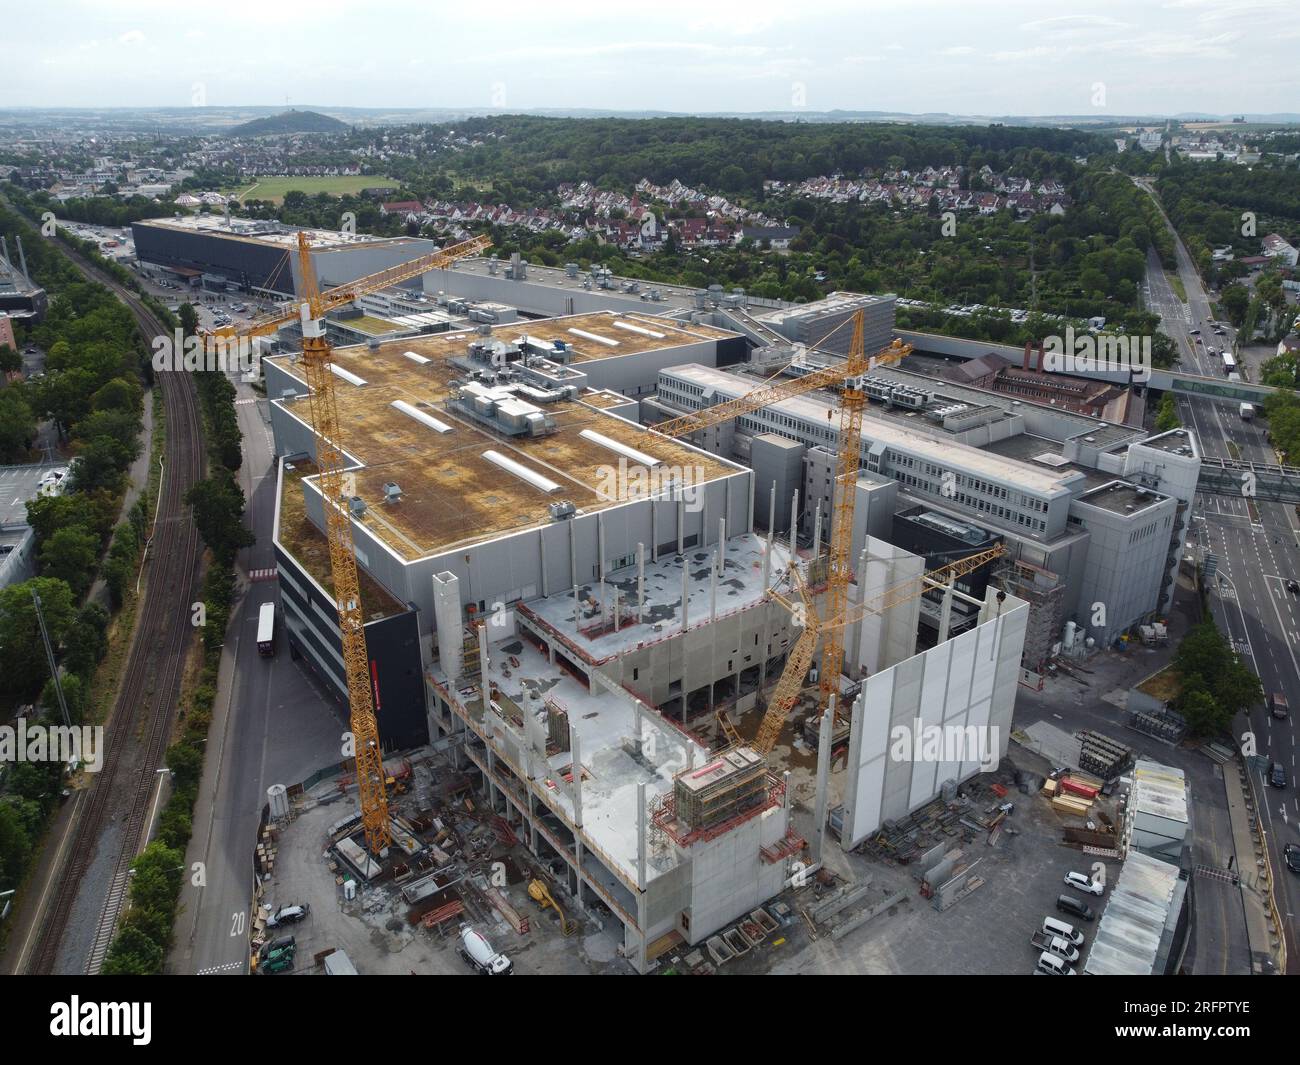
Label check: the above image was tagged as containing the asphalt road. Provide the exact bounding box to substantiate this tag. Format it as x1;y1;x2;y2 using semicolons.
168;376;352;976
1136;178;1300;968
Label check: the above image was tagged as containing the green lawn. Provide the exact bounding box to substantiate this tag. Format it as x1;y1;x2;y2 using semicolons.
226;175;399;204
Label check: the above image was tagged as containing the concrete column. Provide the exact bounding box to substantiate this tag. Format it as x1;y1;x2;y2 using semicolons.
538;528;549;598
637;542;646;622
598;513;606;580
768;483;777;536
681;564;690;634
701;488;709;551
746;467;755;533
677;498;684;555
813;500;823;555
573;584;581;625
813;696;835;863
841;692;866;853
613;589;621;633
718;517;726;570
710;558;718;622
478;624;490;715
938;583;954;644
569;519;578;591
636;781;648;891
789;489;799;551
570;732;583;829
652;502;659;563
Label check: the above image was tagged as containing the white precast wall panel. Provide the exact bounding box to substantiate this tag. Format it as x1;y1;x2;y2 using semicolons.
841;595;1029;848
432;571;463;679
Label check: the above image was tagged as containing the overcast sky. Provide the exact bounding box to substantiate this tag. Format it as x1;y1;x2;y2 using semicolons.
5;0;1300;116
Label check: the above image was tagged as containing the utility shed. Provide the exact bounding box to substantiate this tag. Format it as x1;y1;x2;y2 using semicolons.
1083;850;1185;976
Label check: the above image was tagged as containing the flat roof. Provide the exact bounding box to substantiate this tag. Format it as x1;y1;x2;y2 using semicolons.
663;364;1079;497
135;215;428;251
1131;759;1189;826
268;318;741;563
524;532;792;664
1074;481;1170;515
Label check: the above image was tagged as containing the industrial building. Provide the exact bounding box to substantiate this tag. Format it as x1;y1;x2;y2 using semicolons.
264;301;1033;970
131;214;443;298
649;360;1197;654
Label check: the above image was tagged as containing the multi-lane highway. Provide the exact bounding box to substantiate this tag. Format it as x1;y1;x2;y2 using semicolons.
1137;179;1299;967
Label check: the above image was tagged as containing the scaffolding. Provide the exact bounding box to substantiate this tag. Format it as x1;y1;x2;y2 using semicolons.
998;559;1065;669
673;748;769;832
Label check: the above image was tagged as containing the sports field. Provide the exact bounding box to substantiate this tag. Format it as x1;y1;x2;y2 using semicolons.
229;175;399;204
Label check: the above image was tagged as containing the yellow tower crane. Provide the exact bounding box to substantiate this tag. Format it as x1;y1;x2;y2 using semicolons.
650;310;912;752
212;232;491;854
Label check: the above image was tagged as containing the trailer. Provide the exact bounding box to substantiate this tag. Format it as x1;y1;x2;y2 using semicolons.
257;601;276;657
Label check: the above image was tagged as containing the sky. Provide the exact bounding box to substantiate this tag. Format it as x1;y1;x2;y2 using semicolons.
5;0;1300;117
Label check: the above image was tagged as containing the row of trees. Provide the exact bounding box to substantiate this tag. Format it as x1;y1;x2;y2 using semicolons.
1172;620;1262;736
103;302;251;974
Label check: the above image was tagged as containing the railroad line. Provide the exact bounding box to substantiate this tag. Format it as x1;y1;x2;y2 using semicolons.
20;241;205;974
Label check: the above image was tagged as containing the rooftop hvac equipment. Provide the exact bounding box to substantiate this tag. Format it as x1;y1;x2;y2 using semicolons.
383;482;402;503
481;450;562;494
349;496;367;516
549;500;577;521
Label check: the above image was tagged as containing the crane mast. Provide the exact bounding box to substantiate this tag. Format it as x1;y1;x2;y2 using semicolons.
292;233;392;854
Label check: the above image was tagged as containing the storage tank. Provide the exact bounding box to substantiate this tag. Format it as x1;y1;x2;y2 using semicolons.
267;784;289;819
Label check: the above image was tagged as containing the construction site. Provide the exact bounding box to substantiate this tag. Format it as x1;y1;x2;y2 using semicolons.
212;231;1202;977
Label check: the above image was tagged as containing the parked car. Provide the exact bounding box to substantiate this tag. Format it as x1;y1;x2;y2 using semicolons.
1056;894;1095;921
1041;916;1085;947
1035;951;1076;975
1064;871;1104;896
267;903;309;927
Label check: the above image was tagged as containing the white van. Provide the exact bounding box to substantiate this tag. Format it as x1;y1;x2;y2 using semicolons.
1036;951;1076;975
1042;916;1085;947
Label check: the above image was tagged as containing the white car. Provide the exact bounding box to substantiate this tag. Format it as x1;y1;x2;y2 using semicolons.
1064;871;1104;896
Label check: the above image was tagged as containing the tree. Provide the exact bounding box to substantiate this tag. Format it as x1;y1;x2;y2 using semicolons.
1154;393;1181;433
185;471;254;565
1220;283;1250;326
0;578;76;695
38;527;100;598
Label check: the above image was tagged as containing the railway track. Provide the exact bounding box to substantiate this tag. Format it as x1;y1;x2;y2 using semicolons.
21;241;205;974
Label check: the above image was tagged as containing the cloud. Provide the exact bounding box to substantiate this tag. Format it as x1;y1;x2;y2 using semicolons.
117;29;145;45
939;46;976;56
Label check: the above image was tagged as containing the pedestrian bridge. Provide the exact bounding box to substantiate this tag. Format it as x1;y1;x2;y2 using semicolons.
1198;456;1300;504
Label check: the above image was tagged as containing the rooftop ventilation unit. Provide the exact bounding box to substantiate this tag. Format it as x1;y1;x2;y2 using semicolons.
549;500;577;521
579;428;662;467
391;399;453;434
383;482;402;503
349;496;367;516
482;450;562;494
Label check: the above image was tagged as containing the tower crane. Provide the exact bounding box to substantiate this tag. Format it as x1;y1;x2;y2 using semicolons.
212;231;491;855
649;310;914;752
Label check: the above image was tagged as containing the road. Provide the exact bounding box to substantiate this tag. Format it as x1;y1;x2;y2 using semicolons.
1136;178;1299;969
168;374;352;976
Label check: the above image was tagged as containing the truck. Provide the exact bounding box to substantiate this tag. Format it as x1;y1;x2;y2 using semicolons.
458;924;513;974
1270;692;1289;720
1240;402;1255;421
257;601;276;657
1030;930;1080;963
323;949;358;975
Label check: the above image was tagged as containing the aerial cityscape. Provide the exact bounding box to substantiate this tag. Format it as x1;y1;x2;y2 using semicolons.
1;0;1297;1030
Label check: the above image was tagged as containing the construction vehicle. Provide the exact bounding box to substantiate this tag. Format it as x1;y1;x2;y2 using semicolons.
214;232;491;855
527;878;576;936
458;924;513;974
